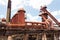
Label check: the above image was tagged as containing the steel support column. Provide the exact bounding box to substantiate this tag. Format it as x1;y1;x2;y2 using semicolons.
7;36;13;40
23;34;28;40
42;33;47;40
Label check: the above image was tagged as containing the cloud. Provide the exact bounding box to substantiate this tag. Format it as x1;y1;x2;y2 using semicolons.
11;0;53;10
0;0;53;11
0;0;8;6
58;18;60;22
51;10;60;22
0;0;5;5
0;12;6;18
0;15;4;18
25;13;40;22
11;0;24;10
28;0;53;9
51;10;60;16
11;0;30;11
25;10;60;22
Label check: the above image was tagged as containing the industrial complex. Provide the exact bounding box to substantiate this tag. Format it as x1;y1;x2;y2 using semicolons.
0;0;60;40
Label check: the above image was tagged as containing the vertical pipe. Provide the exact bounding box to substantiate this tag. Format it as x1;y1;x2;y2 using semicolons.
42;33;47;40
36;34;39;40
7;36;13;40
23;34;28;40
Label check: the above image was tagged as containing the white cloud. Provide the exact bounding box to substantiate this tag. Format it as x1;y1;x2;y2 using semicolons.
11;0;29;10
25;10;60;22
0;15;4;18
0;0;5;5
51;10;60;16
0;12;6;18
25;13;40;22
58;18;60;22
52;10;60;22
28;0;53;9
0;0;8;6
11;0;53;10
11;0;23;10
0;0;53;10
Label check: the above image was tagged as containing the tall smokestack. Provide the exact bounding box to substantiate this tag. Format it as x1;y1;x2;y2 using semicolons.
6;0;11;23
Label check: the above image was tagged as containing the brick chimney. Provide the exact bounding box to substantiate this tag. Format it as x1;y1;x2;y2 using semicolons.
6;0;11;23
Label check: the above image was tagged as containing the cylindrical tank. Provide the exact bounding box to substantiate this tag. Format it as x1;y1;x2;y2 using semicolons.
18;8;26;24
11;8;26;24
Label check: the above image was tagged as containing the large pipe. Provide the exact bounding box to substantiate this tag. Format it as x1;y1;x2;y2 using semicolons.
6;0;11;23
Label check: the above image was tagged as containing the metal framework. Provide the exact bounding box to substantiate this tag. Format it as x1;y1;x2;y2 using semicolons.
0;0;60;40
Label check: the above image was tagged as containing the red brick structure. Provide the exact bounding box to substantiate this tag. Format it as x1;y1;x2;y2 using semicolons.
11;8;26;25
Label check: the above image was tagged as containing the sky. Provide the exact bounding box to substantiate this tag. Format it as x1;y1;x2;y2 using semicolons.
0;0;60;22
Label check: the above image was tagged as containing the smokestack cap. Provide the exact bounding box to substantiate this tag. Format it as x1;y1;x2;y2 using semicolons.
18;8;26;13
